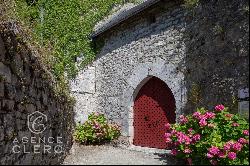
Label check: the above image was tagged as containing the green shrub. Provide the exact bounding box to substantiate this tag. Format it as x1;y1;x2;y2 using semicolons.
74;112;121;144
164;105;249;165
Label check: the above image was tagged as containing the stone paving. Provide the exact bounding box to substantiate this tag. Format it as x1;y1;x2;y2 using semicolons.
62;143;182;165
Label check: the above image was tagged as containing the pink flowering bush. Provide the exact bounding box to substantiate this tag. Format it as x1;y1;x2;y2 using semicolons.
74;112;121;144
165;105;249;165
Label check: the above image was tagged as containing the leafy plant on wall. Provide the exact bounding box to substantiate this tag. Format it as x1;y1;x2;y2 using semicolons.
15;0;128;79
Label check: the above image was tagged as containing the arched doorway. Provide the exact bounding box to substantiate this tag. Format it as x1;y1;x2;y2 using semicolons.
133;76;176;149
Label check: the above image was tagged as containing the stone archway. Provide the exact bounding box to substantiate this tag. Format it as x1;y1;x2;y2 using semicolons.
121;58;187;148
133;76;176;149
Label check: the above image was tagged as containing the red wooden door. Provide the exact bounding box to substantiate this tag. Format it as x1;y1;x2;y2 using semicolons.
133;77;176;149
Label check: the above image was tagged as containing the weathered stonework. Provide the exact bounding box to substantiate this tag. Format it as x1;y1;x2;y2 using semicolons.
72;0;187;139
0;24;74;165
71;0;249;146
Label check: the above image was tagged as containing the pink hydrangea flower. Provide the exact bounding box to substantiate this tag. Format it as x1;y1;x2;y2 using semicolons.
215;104;225;111
192;134;201;142
205;112;216;119
180;115;188;124
165;137;172;143
238;138;247;144
171;149;178;156
199;118;207;127
232;142;243;151
207;153;214;158
193;112;202;119
164;133;171;138
165;123;171;130
228;140;235;145
208;146;220;155
218;151;226;158
188;128;193;134
232;123;239;127
174;142;180;146
185;139;191;145
93;122;100;129
184;148;192;154
177;132;189;144
243;130;249;136
223;142;231;151
171;129;177;135
228;152;237;160
176;131;184;137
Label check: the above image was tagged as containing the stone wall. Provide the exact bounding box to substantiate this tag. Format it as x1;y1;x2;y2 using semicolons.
71;0;249;143
71;0;187;138
182;0;249;113
0;24;74;165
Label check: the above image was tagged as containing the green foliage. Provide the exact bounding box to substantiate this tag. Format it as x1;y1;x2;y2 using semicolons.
184;0;199;8
165;105;249;165
14;0;129;79
74;112;121;144
213;24;224;36
189;83;202;105
12;0;144;79
1;0;143;105
243;5;249;14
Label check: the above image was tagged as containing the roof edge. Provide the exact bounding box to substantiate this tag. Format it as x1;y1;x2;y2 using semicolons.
91;0;161;39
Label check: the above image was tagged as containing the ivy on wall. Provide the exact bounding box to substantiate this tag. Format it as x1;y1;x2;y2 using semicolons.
12;0;143;80
0;0;142;100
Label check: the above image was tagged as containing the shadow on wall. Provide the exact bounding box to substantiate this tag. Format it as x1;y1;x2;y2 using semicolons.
180;0;249;114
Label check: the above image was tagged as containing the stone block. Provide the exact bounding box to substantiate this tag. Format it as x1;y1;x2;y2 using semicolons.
2;100;15;111
0;36;6;61
127;64;149;89
73;93;96;124
10;54;23;77
3;114;14;127
0;81;4;97
5;127;14;140
42;91;48;105
16;119;26;131
20;154;33;165
4;83;16;99
0;126;4;141
17;131;31;140
25;103;36;113
70;66;96;94
0;62;11;83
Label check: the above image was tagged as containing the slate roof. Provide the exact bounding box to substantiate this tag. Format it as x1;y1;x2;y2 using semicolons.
91;0;160;38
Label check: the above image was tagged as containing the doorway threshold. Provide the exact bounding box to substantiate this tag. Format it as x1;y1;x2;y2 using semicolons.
125;145;171;154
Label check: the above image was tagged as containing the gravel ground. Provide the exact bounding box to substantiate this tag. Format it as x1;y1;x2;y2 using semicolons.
62;143;181;165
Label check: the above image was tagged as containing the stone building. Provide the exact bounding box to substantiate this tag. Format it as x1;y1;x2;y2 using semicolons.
71;0;249;149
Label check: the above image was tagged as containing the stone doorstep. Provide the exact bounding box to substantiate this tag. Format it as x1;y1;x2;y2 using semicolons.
120;144;171;155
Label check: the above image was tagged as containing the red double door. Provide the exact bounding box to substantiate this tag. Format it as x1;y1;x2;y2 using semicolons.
133;77;176;149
